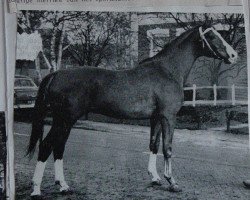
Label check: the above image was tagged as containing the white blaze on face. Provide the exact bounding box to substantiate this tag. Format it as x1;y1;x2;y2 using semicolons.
55;159;70;192
213;29;238;63
148;152;161;182
31;161;47;196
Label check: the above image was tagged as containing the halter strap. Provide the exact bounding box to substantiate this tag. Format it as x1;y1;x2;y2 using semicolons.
199;27;221;58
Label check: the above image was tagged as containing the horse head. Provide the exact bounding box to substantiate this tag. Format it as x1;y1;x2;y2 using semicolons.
198;24;238;64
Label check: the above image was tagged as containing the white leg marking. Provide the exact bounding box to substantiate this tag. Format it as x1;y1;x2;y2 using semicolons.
31;161;46;196
148;152;161;182
55;159;69;192
164;158;176;185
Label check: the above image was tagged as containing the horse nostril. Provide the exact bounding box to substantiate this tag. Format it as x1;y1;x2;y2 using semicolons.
231;54;235;58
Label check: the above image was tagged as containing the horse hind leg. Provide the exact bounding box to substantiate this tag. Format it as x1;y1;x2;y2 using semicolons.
161;114;182;192
53;120;73;194
148;117;161;185
31;126;56;196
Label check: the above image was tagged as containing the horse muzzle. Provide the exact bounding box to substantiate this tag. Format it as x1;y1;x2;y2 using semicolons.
227;51;238;64
228;56;238;64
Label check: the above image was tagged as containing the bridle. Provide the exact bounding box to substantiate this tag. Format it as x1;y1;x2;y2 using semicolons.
199;26;224;59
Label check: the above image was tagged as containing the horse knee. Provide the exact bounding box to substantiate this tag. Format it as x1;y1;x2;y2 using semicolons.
149;136;160;154
150;145;158;154
163;147;172;158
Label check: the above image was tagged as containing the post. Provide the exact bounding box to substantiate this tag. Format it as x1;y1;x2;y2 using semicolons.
226;110;231;133
213;84;217;106
192;84;196;107
232;84;236;106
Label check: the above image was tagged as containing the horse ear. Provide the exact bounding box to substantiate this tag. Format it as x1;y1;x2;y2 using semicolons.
210;17;213;25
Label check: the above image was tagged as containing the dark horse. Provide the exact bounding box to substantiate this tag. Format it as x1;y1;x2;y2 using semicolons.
27;24;237;197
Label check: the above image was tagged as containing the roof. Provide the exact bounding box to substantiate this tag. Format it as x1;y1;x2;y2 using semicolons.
16;31;43;61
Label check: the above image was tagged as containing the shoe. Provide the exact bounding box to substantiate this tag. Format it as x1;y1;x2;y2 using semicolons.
243;180;250;188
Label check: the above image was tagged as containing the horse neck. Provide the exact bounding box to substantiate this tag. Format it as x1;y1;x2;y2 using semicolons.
158;31;199;86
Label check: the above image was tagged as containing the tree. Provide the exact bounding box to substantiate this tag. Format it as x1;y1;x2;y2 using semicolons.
18;11;136;70
66;12;134;68
17;10;45;34
17;11;86;71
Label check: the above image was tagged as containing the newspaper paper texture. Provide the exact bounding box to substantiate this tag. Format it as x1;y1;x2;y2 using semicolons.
4;0;250;199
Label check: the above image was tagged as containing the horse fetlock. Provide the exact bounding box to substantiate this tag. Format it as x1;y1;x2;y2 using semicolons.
148;169;161;182
59;181;70;192
163;152;172;159
55;179;70;191
164;174;180;192
164;174;176;185
31;184;41;196
152;176;161;182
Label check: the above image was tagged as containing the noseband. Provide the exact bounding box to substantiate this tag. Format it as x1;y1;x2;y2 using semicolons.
199;27;224;59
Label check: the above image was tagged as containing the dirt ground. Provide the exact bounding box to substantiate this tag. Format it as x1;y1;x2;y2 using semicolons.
14;121;250;200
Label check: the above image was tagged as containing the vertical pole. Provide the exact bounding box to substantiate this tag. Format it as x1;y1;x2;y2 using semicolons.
226;110;231;133
3;1;16;199
232;84;236;106
213;84;217;106
242;0;250;149
192;84;196;107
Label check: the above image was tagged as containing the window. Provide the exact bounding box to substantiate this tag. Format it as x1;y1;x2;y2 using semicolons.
147;28;170;57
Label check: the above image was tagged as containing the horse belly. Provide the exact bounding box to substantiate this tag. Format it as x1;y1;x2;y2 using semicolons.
93;94;156;119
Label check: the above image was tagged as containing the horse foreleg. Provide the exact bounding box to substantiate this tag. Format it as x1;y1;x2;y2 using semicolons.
53;123;72;194
164;157;176;186
161;115;181;192
148;118;161;185
31;128;55;196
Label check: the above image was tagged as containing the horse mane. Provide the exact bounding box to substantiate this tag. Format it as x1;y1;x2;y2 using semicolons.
139;26;199;65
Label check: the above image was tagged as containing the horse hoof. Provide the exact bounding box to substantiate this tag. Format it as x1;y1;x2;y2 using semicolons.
167;184;182;193
61;189;73;195
243;180;250;188
151;180;162;186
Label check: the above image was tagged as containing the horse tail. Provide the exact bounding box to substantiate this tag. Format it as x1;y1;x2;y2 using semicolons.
26;73;55;158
